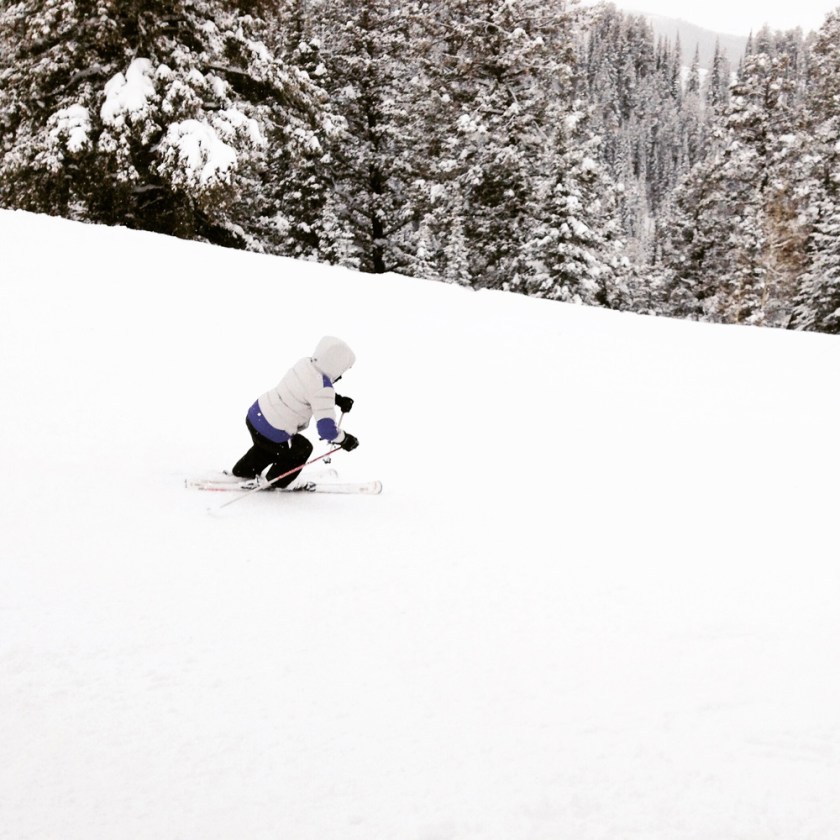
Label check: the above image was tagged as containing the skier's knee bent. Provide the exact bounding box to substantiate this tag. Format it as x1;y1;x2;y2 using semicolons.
265;434;313;488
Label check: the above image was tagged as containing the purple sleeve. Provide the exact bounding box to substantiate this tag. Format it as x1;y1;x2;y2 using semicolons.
317;417;341;441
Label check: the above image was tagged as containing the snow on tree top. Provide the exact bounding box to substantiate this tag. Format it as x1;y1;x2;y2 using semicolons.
101;59;155;126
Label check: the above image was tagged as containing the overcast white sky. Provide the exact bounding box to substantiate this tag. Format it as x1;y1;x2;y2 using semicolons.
586;0;839;35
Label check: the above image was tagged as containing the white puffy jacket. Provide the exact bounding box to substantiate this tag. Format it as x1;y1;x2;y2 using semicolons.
254;336;355;442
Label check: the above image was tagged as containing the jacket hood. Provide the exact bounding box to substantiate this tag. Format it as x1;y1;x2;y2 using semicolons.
312;336;356;382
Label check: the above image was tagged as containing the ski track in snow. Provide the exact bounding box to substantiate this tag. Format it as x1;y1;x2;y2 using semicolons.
1;209;839;839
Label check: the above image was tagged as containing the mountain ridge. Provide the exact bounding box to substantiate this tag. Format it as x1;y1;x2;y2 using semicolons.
635;10;749;68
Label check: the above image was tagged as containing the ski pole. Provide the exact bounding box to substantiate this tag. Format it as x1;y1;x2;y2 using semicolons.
215;445;343;511
323;412;344;464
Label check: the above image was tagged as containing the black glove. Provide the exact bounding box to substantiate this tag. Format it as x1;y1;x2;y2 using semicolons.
339;432;359;451
335;394;354;414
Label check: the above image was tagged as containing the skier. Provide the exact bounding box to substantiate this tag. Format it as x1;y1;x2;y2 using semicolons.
231;336;359;489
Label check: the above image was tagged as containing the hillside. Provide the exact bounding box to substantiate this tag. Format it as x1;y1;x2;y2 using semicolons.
2;210;839;839
642;12;749;68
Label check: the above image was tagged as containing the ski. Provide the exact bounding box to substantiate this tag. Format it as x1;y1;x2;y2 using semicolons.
186;476;382;495
185;467;337;489
285;480;382;495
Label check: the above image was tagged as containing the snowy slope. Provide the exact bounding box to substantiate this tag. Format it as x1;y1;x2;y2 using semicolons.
2;209;839;840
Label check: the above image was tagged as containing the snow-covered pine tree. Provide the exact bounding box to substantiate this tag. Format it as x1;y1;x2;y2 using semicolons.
251;1;350;261
310;0;420;274
661;28;809;325
379;0;470;282
412;0;536;288
795;179;840;333
705;40;732;114
418;0;591;291
442;211;472;287
0;0;332;248
578;7;713;273
644;37;685;213
792;10;840;332
516;101;629;307
682;46;706;168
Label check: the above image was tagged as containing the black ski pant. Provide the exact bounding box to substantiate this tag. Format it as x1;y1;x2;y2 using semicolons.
232;418;313;488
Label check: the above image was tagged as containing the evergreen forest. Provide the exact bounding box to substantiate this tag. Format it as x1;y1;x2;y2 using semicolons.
1;0;839;332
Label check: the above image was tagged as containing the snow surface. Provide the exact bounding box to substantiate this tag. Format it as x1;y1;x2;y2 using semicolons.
2;209;840;839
